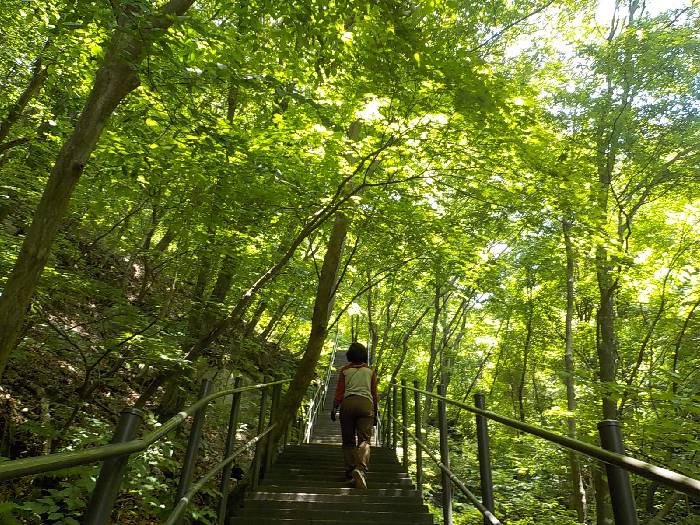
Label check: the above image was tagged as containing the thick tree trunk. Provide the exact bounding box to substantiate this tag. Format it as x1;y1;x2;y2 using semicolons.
0;0;196;379
592;0;639;423
274;212;350;440
563;218;586;522
184;183;365;361
596;250;618;420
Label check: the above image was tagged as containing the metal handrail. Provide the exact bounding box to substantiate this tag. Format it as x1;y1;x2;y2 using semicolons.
401;383;700;497
164;423;277;525
304;346;338;442
389;413;501;525
0;379;291;482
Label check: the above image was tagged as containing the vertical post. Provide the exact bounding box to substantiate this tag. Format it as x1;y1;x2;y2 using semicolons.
474;393;495;525
384;393;391;446
401;379;409;468
598;420;639;525
284;419;291;447
413;380;423;498
251;384;269;489
296;412;303;445
438;384;453;525
391;381;398;451
175;378;212;522
264;383;282;476
217;377;242;525
84;408;144;525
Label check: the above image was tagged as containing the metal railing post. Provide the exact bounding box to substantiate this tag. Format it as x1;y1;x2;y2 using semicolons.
438;383;453;525
413;379;423;498
401;379;409;468
174;378;212;525
598;420;639;525
392;381;398;451
84;408;144;525
295;408;304;445
383;393;391;446
475;392;495;525
296;412;303;445
217;377;242;525
284;418;291;447
264;383;282;476
251;383;269;489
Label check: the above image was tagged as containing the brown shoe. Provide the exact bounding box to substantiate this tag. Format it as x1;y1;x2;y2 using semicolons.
352;469;367;489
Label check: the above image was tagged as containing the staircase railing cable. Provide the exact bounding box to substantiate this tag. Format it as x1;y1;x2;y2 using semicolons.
0;378;295;525
304;330;340;443
383;379;700;525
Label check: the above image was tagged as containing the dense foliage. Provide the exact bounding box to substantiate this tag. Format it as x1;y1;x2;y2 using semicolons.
0;0;698;523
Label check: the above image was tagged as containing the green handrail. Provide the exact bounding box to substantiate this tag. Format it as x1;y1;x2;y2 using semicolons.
401;383;700;498
389;412;501;525
164;423;277;525
0;379;291;482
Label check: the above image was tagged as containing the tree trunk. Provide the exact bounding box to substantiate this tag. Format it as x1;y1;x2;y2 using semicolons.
389;303;431;385
646;492;680;525
374;296;401;376
274;211;350;441
518;300;534;424
671;296;700;394
135;207;160;302
596;253;618;421
260;298;291;341
593;465;613;525
424;283;444;426
0;53;48;146
0;0;196;379
563;218;586;522
592;0;640;423
244;300;267;337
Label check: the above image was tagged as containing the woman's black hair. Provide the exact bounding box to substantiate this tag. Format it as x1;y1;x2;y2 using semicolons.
346;341;368;364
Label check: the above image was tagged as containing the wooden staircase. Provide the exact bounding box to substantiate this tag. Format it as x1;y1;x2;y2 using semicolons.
231;349;433;524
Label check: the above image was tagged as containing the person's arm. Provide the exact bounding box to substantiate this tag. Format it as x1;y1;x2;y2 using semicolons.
331;368;345;421
371;369;378;424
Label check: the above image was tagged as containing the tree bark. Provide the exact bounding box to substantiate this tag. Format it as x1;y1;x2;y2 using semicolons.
563;218;586;522
593;0;640;423
244;300;267;337
0;53;48;146
646;492;680;525
260;298;292;341
389;303;432;385
671;295;700;394
593;464;613;525
0;0;196;379
424;283;444;426
518;298;534;423
274;211;350;440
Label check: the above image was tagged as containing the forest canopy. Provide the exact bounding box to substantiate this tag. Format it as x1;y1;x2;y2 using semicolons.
0;0;698;523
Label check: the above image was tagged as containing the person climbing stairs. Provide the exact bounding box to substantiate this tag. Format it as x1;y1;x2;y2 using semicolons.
231;346;433;524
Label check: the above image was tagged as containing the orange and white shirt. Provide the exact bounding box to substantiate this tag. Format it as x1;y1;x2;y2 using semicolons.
334;363;378;408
